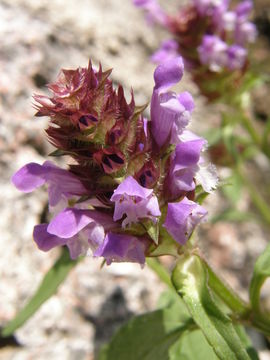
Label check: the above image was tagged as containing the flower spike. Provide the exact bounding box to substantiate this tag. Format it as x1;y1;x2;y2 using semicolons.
13;57;215;265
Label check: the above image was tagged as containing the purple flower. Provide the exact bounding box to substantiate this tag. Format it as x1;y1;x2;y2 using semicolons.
178;130;218;193
94;232;148;265
193;0;228;16
34;208;115;259
12;161;86;209
150;57;195;147
151;39;179;64
163;197;207;244
111;176;161;227
235;21;257;45
133;0;167;26
227;45;247;70
235;0;253;19
198;35;228;72
234;1;257;45
214;9;237;32
168;135;206;198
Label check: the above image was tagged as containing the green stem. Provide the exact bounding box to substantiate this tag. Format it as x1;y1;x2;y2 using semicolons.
240;113;261;148
202;258;249;317
249;313;270;338
146;258;173;289
239;107;270;161
262;118;270;159
250;276;265;315
197;250;270;337
236;166;270;225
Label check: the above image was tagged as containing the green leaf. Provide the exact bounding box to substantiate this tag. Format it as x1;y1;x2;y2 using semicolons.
98;295;194;360
234;325;259;360
172;254;251;360
149;226;179;257
1;248;79;337
144;220;159;244
169;329;218;360
250;243;270;313
49;149;77;157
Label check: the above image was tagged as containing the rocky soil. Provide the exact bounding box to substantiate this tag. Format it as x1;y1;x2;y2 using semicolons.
0;0;270;359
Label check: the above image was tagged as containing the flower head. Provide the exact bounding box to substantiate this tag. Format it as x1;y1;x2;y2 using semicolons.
13;57;215;265
198;35;229;72
134;0;256;101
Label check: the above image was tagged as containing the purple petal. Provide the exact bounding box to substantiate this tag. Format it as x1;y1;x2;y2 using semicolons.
43;161;87;203
12;163;46;192
151;92;180;147
47;208;97;238
145;196;161;217
163;198;207;244
111;177;161;227
227;45;247;70
168;137;206;195
66;235;89;259
236;0;253;19
235;22;257;45
198;35;228;72
194;0;228;16
150;58;194;147
179;130;204;143
151;39;179;64
153;57;184;91
173;138;205;169
12;161;87;208
133;0;167;26
33;224;67;251
94;232;147;265
161;96;186;113
111;176;153;200
177;92;195;112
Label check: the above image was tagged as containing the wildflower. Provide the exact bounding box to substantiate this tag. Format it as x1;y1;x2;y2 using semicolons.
134;0;256;100
33;209;111;259
198;35;228;72
13;57;215;265
111;176;161;227
150;57;195;147
167;135;206;198
12;161;86;210
94;233;149;265
164;197;207;245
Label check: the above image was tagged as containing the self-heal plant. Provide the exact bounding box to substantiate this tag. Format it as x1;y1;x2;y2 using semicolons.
134;0;257;101
5;57;270;360
11;58;215;265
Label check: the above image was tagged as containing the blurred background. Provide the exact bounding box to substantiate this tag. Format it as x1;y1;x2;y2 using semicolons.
0;0;270;359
